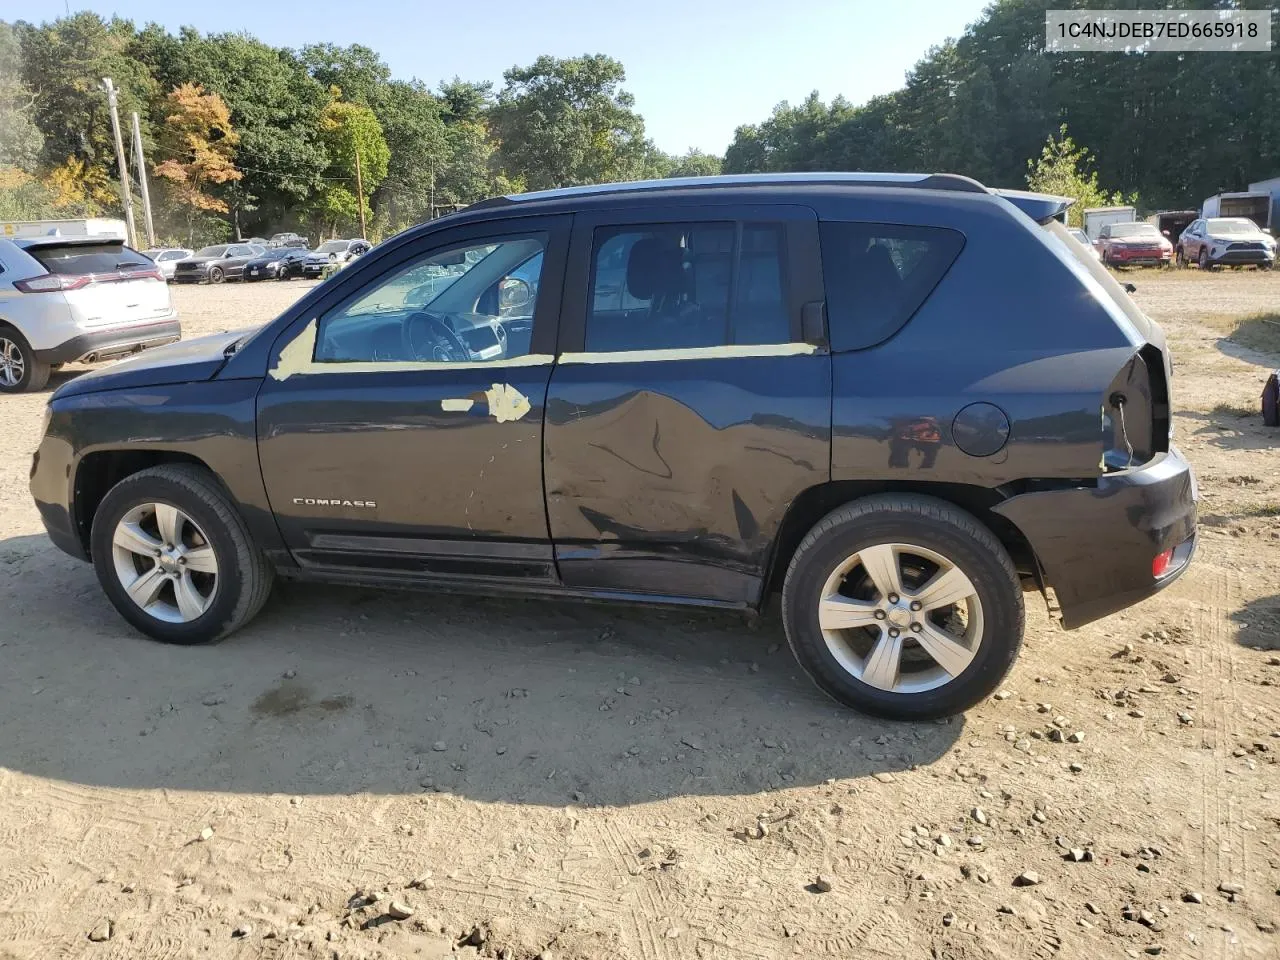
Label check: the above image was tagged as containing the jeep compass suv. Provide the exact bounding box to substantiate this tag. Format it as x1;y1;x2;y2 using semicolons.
29;173;1197;719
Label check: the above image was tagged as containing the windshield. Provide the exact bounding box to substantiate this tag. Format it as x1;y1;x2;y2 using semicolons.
1110;223;1159;238
1207;218;1260;236
195;245;228;257
317;240;349;254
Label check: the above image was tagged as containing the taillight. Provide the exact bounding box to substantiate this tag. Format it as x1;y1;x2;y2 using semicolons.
14;273;91;293
14;268;162;293
1152;549;1173;578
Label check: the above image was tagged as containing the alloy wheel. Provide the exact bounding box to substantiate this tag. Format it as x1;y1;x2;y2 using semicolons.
0;338;25;387
817;542;983;694
111;502;219;623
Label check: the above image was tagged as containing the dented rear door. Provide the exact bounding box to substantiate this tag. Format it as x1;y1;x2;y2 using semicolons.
543;203;831;606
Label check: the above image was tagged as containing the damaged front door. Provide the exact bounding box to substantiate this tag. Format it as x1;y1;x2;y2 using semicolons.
256;216;569;582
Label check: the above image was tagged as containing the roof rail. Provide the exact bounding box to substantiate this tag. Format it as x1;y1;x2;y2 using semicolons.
497;172;989;205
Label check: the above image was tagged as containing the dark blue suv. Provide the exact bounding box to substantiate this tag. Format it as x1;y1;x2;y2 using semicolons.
29;173;1197;719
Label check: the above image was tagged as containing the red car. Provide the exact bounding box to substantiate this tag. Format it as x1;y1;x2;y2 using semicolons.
1095;222;1172;267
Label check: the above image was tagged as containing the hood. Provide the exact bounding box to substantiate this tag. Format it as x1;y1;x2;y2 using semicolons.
51;328;260;400
1205;228;1272;243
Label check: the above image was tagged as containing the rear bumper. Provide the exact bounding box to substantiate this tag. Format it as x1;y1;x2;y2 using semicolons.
992;447;1197;629
33;318;182;365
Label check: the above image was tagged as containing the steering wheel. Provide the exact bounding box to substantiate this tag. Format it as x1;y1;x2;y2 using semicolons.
402;311;471;363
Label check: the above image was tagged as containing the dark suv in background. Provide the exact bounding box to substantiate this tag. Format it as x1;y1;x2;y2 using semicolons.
29;173;1197;719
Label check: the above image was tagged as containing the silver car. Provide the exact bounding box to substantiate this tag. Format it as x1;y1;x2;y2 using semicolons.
142;247;194;280
0;236;180;393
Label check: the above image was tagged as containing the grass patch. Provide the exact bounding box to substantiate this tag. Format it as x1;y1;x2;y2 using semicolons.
1211;402;1257;418
1226;312;1280;355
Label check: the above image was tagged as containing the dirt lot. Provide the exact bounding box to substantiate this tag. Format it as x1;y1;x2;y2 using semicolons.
1;272;1278;960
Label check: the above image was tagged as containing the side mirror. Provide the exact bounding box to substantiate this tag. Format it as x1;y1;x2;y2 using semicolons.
499;277;533;312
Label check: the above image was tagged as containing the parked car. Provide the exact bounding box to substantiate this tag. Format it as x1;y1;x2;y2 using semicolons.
1176;217;1276;270
0;235;179;392
302;238;372;277
243;248;308;282
28;172;1197;720
268;232;308;249
142;247;194;280
242;237;269;246
1066;227;1101;260
1095;222;1172;268
172;243;267;283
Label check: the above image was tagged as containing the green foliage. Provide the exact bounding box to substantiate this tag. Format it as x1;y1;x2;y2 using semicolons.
722;1;1280;211
1026;125;1129;227
0;23;42;170
15;12;156;213
491;55;649;190
314;98;389;235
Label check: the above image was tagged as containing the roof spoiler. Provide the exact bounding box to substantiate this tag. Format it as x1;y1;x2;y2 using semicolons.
14;235;125;249
992;189;1075;225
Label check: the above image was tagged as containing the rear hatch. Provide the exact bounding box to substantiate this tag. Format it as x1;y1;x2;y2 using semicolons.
25;239;173;329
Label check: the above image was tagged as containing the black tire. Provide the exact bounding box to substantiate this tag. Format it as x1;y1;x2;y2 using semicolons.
1198;248;1212;270
208;266;225;283
781;494;1024;720
1175;247;1186;268
90;464;274;645
0;326;52;393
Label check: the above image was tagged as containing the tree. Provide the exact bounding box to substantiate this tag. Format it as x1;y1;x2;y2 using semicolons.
1026;125;1128;228
491;55;649;190
300;43;390;107
314;97;389;236
153;83;242;217
0;22;42;171
667;149;722;178
16;13;156;210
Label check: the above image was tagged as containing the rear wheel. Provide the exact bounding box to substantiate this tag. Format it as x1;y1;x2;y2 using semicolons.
208;266;225;283
781;494;1024;720
90;464;273;644
0;328;51;393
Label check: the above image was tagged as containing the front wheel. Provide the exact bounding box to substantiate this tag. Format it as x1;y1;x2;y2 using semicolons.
208;266;225;283
1198;248;1212;270
90;464;273;644
781;494;1024;720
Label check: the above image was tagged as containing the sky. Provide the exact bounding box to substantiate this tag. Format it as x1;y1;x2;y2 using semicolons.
23;0;990;155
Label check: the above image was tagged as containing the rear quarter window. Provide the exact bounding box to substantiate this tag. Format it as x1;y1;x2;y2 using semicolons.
29;243;150;275
820;222;964;351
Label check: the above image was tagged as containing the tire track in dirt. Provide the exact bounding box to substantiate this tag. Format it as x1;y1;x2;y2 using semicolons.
1190;562;1246;960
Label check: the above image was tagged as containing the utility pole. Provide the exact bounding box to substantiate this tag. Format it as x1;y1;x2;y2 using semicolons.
101;78;138;248
353;144;367;239
130;111;156;249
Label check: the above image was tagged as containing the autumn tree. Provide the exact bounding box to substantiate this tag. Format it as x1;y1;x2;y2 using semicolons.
153;82;242;228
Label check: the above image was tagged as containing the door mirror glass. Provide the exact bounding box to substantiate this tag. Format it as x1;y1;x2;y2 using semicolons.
499;277;533;312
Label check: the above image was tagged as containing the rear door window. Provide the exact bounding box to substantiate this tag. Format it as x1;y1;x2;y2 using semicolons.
584;222;792;352
28;243;151;275
819;222;964;351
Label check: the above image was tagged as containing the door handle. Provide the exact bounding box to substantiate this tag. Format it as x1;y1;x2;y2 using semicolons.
801;300;827;348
